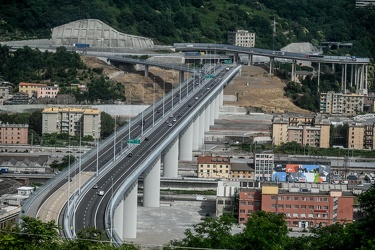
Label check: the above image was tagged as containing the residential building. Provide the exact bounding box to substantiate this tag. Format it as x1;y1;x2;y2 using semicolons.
238;184;355;229
320;92;364;116
238;188;262;223
320;92;343;114
272;115;330;148
197;156;231;179
18;82;47;97
0;86;11;99
254;150;274;181
37;85;59;99
230;162;255;180
227;30;256;48
363;93;375;112
42;107;101;139
347;122;375;150
0;123;28;145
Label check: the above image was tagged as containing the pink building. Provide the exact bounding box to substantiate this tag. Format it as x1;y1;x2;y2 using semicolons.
0;123;29;145
37;85;59;98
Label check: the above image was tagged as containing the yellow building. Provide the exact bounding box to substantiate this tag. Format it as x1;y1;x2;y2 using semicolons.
320;92;364;116
272;115;330;148
347;122;375;150
197;156;231;179
42;107;101;139
19;82;47;97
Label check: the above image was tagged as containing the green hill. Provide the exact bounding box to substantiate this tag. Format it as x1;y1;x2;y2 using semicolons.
0;0;374;58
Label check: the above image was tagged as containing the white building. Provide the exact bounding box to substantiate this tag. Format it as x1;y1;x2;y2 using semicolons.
227;30;256;48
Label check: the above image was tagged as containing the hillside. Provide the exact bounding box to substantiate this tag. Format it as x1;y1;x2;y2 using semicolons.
82;56;307;114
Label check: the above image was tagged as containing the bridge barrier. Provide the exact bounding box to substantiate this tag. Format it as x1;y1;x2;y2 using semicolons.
105;65;242;244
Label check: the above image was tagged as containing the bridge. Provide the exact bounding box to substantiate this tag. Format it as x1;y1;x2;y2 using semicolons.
21;60;238;243
20;42;371;244
174;43;371;93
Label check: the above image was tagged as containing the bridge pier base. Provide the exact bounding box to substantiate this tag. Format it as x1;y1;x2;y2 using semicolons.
143;158;161;207
199;111;205;147
145;65;149;78
214;95;219;119
179;71;184;83
122;182;138;239
114;200;124;238
179;123;193;161
163;139;179;177
209;101;215;126
192;117;200;151
204;106;210;132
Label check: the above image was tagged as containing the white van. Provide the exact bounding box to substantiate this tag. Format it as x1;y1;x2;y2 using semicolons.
98;190;104;196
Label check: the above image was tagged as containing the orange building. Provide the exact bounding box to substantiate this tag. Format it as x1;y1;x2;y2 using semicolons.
0;123;29;145
238;185;354;230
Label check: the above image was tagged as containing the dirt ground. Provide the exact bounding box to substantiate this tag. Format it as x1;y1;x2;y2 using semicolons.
81;56;309;114
224;66;310;114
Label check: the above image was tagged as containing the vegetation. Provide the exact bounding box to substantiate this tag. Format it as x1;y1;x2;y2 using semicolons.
1;184;375;249
0;44;126;103
0;0;374;57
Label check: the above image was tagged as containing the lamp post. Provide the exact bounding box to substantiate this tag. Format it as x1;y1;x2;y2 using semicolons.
153;77;155;127
95;135;99;176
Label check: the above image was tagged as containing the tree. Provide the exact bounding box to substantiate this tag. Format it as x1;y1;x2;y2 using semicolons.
170;213;236;249
100;112;115;139
0;216;60;250
237;210;289;250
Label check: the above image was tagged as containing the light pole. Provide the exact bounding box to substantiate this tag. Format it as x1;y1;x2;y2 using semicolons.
128;91;131;140
113;116;116;161
163;72;165;117
96;135;99;176
153;77;155;127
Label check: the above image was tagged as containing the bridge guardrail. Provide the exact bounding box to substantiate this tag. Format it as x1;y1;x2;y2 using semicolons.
106;65;241;244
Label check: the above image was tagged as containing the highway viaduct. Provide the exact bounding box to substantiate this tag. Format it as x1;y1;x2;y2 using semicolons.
20;43;371;245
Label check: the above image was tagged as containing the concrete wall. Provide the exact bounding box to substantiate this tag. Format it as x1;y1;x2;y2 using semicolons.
51;19;153;48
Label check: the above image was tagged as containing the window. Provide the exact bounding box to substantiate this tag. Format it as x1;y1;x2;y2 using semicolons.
248;201;253;205
316;205;322;209
294;197;299;201
293;213;298;218
271;204;276;208
240;210;245;214
310;197;314;201
324;198;328;202
317;198;322;202
301;197;306;201
271;196;276;200
286;197;291;200
279;196;284;200
240;201;246;205
255;201;261;206
218;200;223;204
308;205;314;209
323;206;328;209
285;213;291;217
248;210;253;214
294;205;299;209
239;218;245;222
286;204;291;208
308;214;314;218
300;213;306;218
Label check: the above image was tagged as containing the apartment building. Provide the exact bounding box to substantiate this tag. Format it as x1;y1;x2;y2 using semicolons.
230;162;255;180
254;150;274;181
347;122;375;150
197;156;231;179
0;123;28;145
272;115;330;148
238;184;354;229
216;180;240;217
320;92;364;116
37;85;59;99
227;30;256;48
42;107;101;139
19;82;47;97
0;86;11;99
